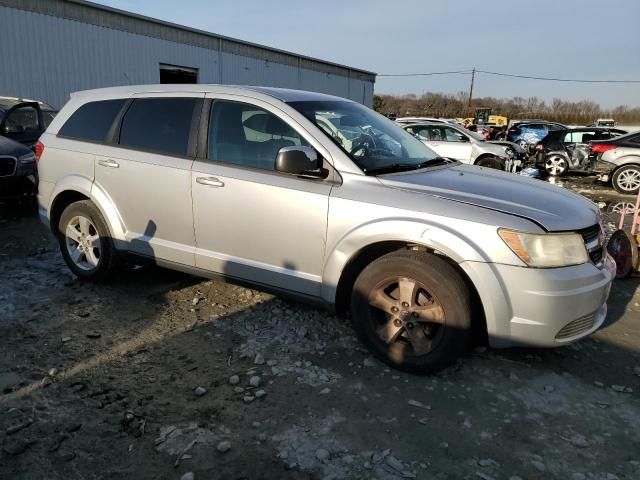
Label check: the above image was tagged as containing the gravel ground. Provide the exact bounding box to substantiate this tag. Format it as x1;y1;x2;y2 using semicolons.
1;175;639;480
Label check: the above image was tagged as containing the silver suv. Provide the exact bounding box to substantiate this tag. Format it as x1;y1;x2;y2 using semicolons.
37;85;615;373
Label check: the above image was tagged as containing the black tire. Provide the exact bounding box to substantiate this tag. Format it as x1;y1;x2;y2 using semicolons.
475;156;504;170
58;200;116;281
350;250;472;374
612;165;640;195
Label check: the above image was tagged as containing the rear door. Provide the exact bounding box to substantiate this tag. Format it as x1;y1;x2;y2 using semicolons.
92;94;203;265
190;95;333;296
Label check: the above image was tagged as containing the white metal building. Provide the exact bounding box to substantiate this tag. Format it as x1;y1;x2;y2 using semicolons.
0;0;376;109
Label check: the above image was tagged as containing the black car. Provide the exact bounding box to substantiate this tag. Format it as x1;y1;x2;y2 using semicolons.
534;127;627;176
0;97;56;200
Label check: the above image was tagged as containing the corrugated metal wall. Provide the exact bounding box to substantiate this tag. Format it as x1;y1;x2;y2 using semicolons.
0;4;375;109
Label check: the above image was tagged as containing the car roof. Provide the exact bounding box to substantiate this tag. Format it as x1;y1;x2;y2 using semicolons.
545;126;627;136
68;84;353;104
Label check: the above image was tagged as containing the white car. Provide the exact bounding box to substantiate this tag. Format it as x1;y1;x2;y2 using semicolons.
396;117;447;125
402;122;511;170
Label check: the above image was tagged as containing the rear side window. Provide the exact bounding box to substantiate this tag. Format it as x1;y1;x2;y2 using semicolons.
59;100;126;142
119;98;197;156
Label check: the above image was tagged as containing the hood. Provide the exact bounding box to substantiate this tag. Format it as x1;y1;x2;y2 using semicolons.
379;164;598;231
0;135;32;157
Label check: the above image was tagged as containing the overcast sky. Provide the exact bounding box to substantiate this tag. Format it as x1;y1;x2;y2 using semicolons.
97;0;640;108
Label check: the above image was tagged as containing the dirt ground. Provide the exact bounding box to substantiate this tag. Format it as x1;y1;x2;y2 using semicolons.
1;175;639;480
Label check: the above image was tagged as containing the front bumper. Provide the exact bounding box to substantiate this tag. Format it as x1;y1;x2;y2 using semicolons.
461;254;615;348
0;175;37;199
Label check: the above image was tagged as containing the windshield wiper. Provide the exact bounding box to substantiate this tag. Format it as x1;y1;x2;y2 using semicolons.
364;157;452;175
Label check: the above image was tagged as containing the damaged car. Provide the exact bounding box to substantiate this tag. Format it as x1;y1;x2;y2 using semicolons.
402;122;523;171
534;127;627;176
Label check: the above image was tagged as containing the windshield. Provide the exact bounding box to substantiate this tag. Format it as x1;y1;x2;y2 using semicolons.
288;100;441;174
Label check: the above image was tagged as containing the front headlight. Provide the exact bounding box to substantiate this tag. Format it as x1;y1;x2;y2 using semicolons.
498;229;588;268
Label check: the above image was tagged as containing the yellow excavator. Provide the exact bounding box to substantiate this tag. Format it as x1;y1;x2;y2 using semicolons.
464;107;508;127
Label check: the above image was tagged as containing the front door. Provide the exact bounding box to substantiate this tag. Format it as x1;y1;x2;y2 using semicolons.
411;125;472;163
191;97;332;296
0;103;43;148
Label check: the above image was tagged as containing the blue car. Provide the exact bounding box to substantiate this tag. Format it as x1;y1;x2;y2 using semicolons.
507;121;567;147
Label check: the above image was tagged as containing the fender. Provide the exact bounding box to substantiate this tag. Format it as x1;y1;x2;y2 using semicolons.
612;156;640;168
320;218;494;304
50;175;128;245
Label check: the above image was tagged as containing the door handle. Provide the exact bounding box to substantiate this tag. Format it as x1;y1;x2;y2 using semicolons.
98;158;120;168
196;176;225;187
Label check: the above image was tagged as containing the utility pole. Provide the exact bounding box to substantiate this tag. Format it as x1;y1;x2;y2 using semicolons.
467;67;475;109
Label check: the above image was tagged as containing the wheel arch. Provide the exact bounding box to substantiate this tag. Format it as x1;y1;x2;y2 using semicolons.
473;153;503;165
330;239;488;344
48;180;126;243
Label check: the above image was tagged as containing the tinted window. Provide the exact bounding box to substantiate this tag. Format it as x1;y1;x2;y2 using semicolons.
629;134;640;146
4;106;39;133
42;110;57;129
59;100;125;141
208;100;309;170
119;98;196;156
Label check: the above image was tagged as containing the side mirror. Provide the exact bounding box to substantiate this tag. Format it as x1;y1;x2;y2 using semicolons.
458;135;469;142
275;146;327;178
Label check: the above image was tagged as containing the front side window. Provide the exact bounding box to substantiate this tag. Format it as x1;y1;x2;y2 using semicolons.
3;106;39;133
119;98;196;156
208;100;309;171
443;127;465;142
289;100;440;174
59;99;126;142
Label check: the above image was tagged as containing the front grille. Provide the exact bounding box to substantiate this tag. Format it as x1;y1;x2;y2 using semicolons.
555;312;597;339
0;156;17;177
578;224;601;244
589;247;604;264
576;223;605;265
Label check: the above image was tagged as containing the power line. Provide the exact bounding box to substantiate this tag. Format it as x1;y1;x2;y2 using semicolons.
377;70;471;77
477;70;640;84
377;68;640;83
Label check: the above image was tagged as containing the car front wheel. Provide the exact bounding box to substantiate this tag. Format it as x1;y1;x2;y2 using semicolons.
58;200;115;280
350;250;472;374
612;165;640;195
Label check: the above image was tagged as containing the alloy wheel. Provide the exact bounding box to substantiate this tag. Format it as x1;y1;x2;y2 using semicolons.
65;215;102;271
367;276;445;356
545;155;567;176
616;169;640;192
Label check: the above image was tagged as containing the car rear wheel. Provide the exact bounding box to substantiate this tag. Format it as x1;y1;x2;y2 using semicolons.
350;250;471;374
475;156;504;170
612;165;640;195
58;200;115;281
544;154;568;176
